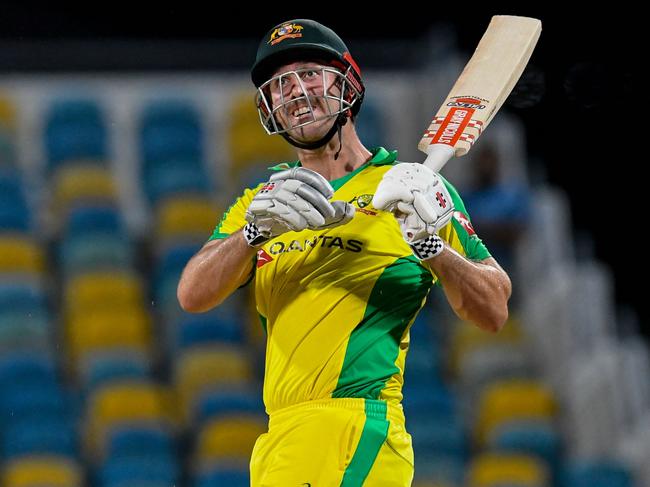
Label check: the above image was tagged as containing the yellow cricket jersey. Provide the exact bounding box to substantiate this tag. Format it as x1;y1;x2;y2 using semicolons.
209;147;491;415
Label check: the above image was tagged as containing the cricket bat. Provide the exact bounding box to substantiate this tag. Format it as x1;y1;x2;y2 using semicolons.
420;15;542;172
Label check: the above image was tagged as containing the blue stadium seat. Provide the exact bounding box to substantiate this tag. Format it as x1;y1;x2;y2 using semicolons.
142;157;205;183
140;100;201;131
0;353;57;387
0;171;30;231
44;99;107;169
195;387;265;426
0;201;30;232
0;382;69;419
141;125;203;164
65;205;123;237
194;467;250;487
60;234;133;275
489;419;563;476
177;312;244;349
84;355;150;393
99;455;180;487
562;459;634;487
156;243;202;283
402;381;457;417
46;123;107;167
145;164;210;204
107;426;175;459
408;413;467;459
2;416;76;458
0;283;47;314
46;99;104;127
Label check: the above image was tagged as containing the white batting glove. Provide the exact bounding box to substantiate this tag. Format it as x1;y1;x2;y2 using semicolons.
243;167;355;247
373;163;454;259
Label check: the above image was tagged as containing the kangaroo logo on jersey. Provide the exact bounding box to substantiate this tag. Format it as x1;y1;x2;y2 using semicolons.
257;249;274;268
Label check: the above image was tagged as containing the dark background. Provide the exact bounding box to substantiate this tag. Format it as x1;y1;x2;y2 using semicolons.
0;5;642;336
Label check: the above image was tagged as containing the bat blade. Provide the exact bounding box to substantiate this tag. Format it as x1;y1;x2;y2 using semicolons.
419;15;542;172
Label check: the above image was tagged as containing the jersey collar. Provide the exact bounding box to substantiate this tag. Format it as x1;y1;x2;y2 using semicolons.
267;146;398;172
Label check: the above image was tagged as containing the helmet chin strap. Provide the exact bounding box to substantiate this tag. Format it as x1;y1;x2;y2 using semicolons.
280;113;348;156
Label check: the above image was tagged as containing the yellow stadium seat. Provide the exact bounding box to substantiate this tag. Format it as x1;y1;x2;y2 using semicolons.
468;452;549;487
2;455;82;487
84;381;176;459
195;414;267;465
475;379;557;446
53;163;117;212
155;196;220;239
448;315;524;375
227;91;294;176
412;481;454;487
64;271;143;316
0;236;45;275
174;345;254;423
0;95;16;129
66;308;153;370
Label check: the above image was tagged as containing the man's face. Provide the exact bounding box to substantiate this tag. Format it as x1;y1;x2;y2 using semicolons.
266;61;343;142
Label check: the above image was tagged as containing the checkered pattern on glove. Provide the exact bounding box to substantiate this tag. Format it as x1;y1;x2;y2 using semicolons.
243;222;270;248
409;234;444;260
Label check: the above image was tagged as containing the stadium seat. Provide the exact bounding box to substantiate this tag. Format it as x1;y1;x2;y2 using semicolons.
176;311;244;349
81;352;151;393
174;345;254;423
1;454;83;487
0;310;51;353
60;234;133;276
0;236;45;275
475;379;557;446
144;163;210;204
64;205;123;236
0;382;69;420
107;426;175;460
53;165;117;213
66;308;153;374
2;416;76;459
0;282;47;314
98;455;179;487
0;353;57;388
194;386;265;427
194;413;267;465
193;466;250;487
227;91;293;179
44;98;106;169
561;459;634;487
64;271;144;316
84;381;176;458
448;316;524;376
155;196;219;240
487;419;562;477
467;452;550;487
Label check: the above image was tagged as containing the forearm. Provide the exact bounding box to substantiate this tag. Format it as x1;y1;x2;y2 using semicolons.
177;229;256;312
425;245;511;332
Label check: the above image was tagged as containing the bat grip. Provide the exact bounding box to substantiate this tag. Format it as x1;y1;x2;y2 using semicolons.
422;143;455;172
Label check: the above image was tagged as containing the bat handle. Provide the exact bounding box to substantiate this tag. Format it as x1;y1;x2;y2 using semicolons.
422;143;455;172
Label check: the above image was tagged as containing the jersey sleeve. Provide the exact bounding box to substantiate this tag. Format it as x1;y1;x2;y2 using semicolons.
437;175;492;261
208;183;265;241
207;183;265;288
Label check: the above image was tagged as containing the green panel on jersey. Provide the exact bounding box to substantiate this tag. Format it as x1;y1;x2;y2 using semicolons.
332;256;432;399
258;313;268;335
340;400;389;487
441;175;491;261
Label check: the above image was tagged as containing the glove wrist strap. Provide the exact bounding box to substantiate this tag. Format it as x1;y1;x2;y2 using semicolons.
409;234;444;260
243;222;270;248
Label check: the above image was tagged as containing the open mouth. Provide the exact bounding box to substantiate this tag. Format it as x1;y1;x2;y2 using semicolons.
292;106;313;119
